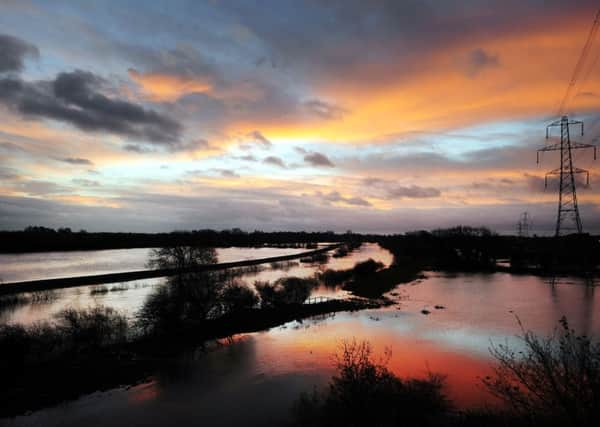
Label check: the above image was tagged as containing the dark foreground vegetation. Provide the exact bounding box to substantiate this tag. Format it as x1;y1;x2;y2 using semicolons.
291;318;600;427
2;230;599;420
0;244;387;417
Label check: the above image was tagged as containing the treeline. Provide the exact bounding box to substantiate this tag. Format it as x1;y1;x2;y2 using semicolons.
3;226;600;275
0;226;369;253
378;227;600;274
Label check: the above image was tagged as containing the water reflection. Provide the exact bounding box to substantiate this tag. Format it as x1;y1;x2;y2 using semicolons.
1;243;391;325
0;246;312;283
3;244;600;426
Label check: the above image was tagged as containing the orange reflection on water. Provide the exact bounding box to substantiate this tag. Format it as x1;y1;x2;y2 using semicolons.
252;312;497;408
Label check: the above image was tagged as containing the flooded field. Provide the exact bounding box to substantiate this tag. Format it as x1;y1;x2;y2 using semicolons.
2;243;599;426
0;246;314;283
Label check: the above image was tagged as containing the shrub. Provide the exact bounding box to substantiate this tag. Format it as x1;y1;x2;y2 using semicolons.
352;258;384;276
0;306;129;367
483;317;600;427
291;339;450;426
319;268;354;287
57;306;129;349
220;282;259;313
256;277;317;308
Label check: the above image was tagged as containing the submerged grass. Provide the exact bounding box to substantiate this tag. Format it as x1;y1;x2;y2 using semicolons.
318;258;423;299
0;290;58;313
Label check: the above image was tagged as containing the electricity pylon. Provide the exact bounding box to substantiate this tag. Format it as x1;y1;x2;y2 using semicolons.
517;212;530;237
537;116;596;236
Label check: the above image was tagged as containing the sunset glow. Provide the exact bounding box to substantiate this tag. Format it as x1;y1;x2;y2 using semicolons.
1;1;599;233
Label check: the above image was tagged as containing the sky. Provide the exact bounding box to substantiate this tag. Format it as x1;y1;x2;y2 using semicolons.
1;0;600;234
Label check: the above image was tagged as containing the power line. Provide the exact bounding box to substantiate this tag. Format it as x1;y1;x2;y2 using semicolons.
537;8;600;236
556;8;600;116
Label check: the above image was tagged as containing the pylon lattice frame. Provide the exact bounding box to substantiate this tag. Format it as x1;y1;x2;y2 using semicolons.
537;116;596;237
517;212;530;237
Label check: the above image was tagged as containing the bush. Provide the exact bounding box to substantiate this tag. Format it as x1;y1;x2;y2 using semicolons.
57;306;129;349
352;258;384;276
319;268;354;287
318;259;384;289
0;306;129;368
483;317;600;427
256;277;318;308
220;282;259;313
291;339;451;426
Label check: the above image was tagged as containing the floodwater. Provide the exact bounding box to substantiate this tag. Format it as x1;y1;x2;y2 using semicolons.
2;244;600;426
0;243;391;325
0;246;313;283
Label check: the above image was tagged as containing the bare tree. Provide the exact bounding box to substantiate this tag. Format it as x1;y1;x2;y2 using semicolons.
147;245;217;271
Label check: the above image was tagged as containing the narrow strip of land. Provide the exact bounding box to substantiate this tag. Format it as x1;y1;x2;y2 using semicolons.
0;244;341;295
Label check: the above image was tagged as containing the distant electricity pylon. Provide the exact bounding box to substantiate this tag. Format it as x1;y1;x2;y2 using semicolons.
537;116;596;236
517;212;530;237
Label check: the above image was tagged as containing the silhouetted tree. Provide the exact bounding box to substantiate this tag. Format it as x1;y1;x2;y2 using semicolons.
147;245;217;271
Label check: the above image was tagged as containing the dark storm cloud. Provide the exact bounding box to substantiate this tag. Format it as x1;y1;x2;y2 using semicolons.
0;70;182;144
0;33;39;73
303;152;335;167
363;178;441;199
59;157;93;165
214;0;599;90
263;156;286;168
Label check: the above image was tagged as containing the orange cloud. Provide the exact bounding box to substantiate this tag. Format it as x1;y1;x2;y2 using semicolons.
226;12;600;145
128;69;213;102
